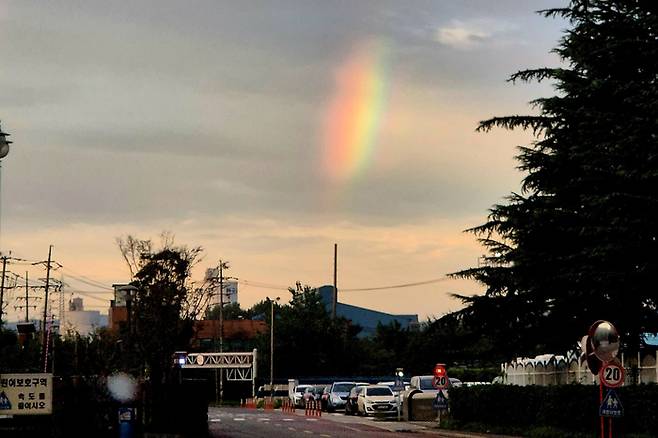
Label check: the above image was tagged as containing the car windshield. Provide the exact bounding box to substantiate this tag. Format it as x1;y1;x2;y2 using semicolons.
295;386;310;393
332;383;354;393
367;387;393;396
419;377;435;390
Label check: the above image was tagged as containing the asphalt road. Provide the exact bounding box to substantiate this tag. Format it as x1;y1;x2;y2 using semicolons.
208;407;439;437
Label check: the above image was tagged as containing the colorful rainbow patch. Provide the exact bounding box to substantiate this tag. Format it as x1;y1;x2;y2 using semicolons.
322;38;391;185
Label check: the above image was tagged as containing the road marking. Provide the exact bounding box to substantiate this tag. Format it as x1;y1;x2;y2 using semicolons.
258;418;270;421
305;418;318;422
304;431;313;434
233;418;245;421
282;418;294;421
288;427;296;431
320;435;331;437
209;419;221;423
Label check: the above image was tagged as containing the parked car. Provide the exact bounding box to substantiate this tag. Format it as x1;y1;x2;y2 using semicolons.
320;385;330;410
357;385;397;416
257;385;290;403
326;381;356;412
344;384;368;415
408;375;439;394
292;384;312;407
449;378;463;388
302;385;324;406
377;380;410;393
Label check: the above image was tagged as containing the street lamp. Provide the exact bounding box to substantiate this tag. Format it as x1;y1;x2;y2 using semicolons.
268;296;280;401
0;121;12;254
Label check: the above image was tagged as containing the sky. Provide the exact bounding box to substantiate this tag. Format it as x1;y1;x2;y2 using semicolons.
0;0;567;322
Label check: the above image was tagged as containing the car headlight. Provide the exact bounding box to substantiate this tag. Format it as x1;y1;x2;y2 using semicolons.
365;399;373;404
332;395;341;403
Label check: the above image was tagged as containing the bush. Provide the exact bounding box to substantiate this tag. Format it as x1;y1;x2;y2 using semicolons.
448;384;658;436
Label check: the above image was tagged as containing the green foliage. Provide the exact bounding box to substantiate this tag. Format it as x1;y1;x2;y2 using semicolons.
448;384;658;436
451;0;658;357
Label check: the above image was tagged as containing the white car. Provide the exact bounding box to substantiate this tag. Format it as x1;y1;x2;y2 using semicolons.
357;385;397;416
292;384;312;407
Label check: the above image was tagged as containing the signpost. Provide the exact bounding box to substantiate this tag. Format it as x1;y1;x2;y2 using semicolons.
0;373;53;416
432;363;449;424
582;320;623;438
394;368;404;421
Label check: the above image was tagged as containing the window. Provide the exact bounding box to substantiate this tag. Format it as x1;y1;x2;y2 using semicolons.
367;387;393;396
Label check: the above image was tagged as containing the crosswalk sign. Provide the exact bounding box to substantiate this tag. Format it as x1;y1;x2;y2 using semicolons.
599;389;623;417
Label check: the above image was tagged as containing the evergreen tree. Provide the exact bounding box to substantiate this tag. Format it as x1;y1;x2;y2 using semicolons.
452;0;658;356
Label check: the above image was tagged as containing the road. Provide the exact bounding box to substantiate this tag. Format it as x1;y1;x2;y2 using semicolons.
208;406;441;437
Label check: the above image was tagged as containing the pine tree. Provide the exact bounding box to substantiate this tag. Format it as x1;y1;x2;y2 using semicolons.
452;0;658;356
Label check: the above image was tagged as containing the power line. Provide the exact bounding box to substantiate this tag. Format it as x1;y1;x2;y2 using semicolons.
341;277;451;292
237;276;453;293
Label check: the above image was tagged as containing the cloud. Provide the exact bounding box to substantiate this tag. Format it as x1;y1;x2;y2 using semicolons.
435;19;517;50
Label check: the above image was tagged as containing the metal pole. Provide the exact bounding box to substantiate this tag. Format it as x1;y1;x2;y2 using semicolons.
270;299;274;402
218;261;224;405
332;244;337;319
41;245;53;357
252;348;257;398
219;261;224;352
24;271;28;321
0;255;7;329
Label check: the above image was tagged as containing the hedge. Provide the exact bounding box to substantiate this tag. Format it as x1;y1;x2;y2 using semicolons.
447;384;658;437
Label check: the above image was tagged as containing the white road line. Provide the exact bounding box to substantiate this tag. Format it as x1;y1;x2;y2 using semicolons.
288;427;296;431
282;418;294;422
258;418;271;421
305;418;318;422
304;431;313;434
233;418;245;421
320;435;331;437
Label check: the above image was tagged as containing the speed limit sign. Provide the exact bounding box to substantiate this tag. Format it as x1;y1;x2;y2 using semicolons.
600;362;625;388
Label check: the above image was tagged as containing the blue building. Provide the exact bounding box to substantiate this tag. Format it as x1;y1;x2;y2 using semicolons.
315;285;418;337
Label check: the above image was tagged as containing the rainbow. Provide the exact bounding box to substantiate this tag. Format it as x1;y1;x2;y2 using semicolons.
322;38;391;184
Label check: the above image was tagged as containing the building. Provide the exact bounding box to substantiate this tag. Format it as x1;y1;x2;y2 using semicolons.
108;283;136;332
205;268;239;307
63;297;106;336
315;285;418;337
192;319;267;350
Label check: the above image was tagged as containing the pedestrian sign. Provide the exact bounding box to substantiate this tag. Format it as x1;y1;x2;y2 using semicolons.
0;391;12;410
432;391;448;411
599;389;623;418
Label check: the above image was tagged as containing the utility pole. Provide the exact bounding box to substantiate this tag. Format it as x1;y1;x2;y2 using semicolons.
269;296;280;401
333;243;338;319
41;245;53;365
15;271;39;322
0;254;7;328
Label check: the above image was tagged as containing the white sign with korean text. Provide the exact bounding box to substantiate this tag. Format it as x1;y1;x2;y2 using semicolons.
0;373;53;415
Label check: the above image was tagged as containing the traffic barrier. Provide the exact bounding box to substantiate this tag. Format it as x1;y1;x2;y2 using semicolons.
282;399;296;413
241;398;257;409
264;399;274;410
304;400;321;417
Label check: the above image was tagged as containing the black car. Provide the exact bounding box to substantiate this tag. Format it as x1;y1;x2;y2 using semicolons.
344;385;367;415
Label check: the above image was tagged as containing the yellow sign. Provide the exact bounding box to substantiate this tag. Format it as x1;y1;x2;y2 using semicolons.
0;373;53;415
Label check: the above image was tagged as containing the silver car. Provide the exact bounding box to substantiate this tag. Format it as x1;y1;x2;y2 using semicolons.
326;381;355;412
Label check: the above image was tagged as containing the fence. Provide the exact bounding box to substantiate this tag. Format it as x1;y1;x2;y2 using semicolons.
501;349;658;386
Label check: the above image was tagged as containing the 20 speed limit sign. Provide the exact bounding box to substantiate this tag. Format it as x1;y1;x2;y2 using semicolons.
599;362;625;388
